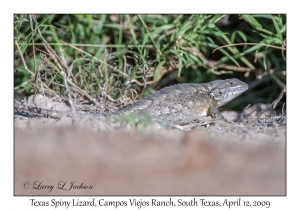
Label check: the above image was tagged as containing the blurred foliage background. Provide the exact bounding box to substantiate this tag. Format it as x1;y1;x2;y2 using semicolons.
14;14;286;112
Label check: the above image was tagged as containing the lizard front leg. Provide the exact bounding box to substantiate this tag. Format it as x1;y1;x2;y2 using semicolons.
208;105;226;121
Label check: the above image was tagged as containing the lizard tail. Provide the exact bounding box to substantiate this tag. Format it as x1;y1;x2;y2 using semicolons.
14;100;72;119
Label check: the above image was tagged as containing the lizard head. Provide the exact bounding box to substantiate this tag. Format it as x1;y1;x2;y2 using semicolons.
209;78;248;107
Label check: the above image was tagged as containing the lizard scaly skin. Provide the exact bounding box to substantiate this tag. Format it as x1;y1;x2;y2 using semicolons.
14;78;248;125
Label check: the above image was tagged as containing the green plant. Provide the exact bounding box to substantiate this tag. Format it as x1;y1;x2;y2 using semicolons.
14;14;286;111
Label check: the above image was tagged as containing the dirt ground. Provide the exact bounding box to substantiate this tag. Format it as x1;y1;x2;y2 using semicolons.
14;95;286;196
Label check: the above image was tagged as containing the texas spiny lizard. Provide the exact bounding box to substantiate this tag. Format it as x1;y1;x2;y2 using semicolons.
14;78;248;125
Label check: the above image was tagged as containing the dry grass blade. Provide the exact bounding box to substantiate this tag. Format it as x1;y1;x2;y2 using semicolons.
129;68;167;86
14;38;58;96
241;104;251;120
60;40;129;78
29;15;38;91
271;87;286;109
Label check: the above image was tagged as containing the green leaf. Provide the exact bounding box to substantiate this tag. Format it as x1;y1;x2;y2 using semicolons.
218;48;240;66
241;15;262;29
280;24;286;33
154;61;165;80
231;30;247;44
263;49;268;70
272;15;283;42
